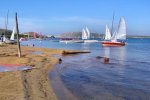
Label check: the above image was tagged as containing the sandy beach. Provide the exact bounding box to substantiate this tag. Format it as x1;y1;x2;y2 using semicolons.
0;44;89;100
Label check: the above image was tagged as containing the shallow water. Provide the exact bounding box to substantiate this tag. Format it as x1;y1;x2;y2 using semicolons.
0;66;32;72
53;55;150;100
32;51;43;55
22;38;150;100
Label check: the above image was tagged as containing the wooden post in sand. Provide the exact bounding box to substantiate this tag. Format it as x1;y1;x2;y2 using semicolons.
16;12;21;57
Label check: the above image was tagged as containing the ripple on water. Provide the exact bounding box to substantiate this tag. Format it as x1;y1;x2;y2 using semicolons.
50;55;150;100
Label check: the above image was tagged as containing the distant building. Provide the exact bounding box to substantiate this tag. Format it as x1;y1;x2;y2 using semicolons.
60;32;102;38
21;32;48;39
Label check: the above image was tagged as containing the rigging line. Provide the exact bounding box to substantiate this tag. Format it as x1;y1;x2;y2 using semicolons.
4;10;9;36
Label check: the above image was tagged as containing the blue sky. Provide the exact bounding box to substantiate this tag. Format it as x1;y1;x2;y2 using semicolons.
0;0;150;36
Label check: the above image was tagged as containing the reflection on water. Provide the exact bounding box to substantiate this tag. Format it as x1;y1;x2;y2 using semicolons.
104;47;110;58
82;43;90;51
103;46;126;63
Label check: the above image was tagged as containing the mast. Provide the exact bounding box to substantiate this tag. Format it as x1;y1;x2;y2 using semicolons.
110;12;115;36
3;10;9;42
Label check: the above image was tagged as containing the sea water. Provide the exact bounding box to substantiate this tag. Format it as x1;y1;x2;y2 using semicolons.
22;38;150;100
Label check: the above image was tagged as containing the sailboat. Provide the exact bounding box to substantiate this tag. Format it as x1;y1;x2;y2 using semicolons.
85;27;90;39
82;28;88;40
82;27;99;43
101;17;126;46
4;27;17;44
10;27;16;41
36;32;43;40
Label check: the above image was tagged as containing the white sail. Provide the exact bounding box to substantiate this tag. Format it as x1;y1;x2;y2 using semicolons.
111;31;117;42
3;35;7;42
10;27;16;40
85;27;90;39
82;28;87;40
116;17;126;40
111;17;126;41
104;25;111;40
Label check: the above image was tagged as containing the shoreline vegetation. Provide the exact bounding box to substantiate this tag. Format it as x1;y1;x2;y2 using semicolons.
127;36;150;38
0;44;90;100
1;28;150;40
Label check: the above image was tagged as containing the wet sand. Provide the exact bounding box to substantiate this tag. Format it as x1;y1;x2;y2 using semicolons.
0;44;88;100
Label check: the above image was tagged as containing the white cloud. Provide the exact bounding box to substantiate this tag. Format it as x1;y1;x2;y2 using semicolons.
0;17;48;33
51;16;110;25
0;16;111;34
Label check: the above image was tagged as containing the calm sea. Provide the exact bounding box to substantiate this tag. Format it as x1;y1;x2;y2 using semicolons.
22;38;150;100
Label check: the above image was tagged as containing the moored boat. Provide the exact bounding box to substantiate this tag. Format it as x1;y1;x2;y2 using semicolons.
101;17;127;46
101;41;125;46
82;27;99;43
84;40;99;43
19;37;28;41
59;38;84;43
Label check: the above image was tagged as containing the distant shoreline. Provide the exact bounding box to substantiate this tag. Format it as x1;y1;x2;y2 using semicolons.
127;36;150;38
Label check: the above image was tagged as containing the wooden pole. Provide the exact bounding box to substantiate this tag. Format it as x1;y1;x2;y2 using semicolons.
15;12;21;57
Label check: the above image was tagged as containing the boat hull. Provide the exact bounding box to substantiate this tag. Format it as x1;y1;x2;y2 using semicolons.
4;40;17;44
101;41;125;46
84;40;99;43
59;40;84;43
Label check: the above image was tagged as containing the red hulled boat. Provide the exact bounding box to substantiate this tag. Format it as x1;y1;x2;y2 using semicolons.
101;41;125;46
101;17;127;47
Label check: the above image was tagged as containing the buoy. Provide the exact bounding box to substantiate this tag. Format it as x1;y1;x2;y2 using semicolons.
104;57;109;64
59;58;62;63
